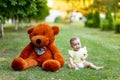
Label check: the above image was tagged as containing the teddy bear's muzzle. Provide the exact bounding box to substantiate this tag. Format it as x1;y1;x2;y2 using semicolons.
36;39;41;44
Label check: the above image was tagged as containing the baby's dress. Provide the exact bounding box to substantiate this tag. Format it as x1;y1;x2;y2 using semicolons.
68;47;87;64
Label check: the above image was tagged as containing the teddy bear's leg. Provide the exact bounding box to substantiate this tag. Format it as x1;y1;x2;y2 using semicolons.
54;55;64;67
42;59;61;71
12;57;38;70
12;57;27;70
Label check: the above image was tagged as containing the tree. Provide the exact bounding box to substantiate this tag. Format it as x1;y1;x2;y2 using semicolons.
93;10;100;28
92;0;120;15
0;0;49;37
27;0;49;20
106;9;114;30
0;17;4;37
51;0;94;23
85;12;94;27
8;0;49;31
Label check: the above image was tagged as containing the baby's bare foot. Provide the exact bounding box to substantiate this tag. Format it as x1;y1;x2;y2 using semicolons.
96;66;103;70
75;67;79;70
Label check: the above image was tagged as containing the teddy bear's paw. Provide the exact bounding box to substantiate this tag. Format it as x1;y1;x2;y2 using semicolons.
11;57;27;70
42;59;61;72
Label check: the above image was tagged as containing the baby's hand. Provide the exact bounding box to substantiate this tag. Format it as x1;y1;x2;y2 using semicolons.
81;56;86;61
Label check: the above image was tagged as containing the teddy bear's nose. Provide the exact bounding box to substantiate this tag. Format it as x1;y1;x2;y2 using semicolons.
36;39;41;44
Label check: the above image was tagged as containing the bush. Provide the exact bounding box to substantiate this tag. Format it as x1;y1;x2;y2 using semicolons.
115;23;120;33
85;19;94;27
105;10;114;30
100;19;109;30
100;10;114;31
85;11;100;28
86;12;94;20
93;11;100;28
85;12;94;27
54;16;62;23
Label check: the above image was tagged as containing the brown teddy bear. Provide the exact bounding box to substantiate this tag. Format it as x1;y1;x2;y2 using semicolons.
11;23;64;71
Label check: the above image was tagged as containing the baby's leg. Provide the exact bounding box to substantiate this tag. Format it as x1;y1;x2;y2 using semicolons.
68;63;78;70
68;63;75;68
83;61;103;70
95;66;103;70
68;63;73;68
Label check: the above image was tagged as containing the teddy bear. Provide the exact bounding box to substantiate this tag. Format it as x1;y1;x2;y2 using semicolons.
11;23;65;71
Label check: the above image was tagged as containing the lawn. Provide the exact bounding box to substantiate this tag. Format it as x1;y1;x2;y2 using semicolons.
0;23;120;80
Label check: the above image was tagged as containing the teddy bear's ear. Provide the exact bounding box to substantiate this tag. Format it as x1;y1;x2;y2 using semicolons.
28;27;34;34
52;26;60;35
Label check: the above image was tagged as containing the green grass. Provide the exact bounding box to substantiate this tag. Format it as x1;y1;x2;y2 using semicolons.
0;23;120;80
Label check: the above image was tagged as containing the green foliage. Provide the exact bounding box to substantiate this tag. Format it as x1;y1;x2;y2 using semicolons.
54;16;63;23
106;10;114;29
116;13;120;21
100;10;114;31
93;11;100;28
86;12;94;20
85;19;94;27
100;19;109;30
30;0;49;20
0;16;5;24
0;23;120;80
115;13;120;33
85;11;100;28
115;23;120;33
92;0;120;13
0;0;49;22
85;12;94;27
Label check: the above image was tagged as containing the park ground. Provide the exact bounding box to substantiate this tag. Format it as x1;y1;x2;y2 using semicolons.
0;23;120;80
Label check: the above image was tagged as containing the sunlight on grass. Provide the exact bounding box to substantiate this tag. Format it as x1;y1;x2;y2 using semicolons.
0;57;6;62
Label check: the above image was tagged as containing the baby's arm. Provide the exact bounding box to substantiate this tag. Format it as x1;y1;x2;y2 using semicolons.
81;47;88;60
69;56;77;68
68;50;77;68
81;53;88;60
69;56;74;65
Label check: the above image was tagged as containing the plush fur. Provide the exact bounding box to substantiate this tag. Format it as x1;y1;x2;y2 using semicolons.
11;23;64;71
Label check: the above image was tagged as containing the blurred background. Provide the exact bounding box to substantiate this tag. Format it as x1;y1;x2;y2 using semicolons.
0;0;120;38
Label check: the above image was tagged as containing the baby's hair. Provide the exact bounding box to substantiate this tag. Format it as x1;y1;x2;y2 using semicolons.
70;37;80;44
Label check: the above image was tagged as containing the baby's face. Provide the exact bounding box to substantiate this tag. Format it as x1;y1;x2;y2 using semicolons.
71;39;81;51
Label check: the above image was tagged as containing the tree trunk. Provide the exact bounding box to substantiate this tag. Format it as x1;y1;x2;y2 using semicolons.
0;23;4;38
15;19;18;31
20;20;24;29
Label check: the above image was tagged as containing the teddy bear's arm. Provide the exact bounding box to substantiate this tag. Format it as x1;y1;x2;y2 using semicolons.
20;43;33;59
48;43;64;66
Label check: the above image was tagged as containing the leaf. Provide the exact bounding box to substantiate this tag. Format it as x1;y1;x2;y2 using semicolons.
9;0;17;6
18;0;27;6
